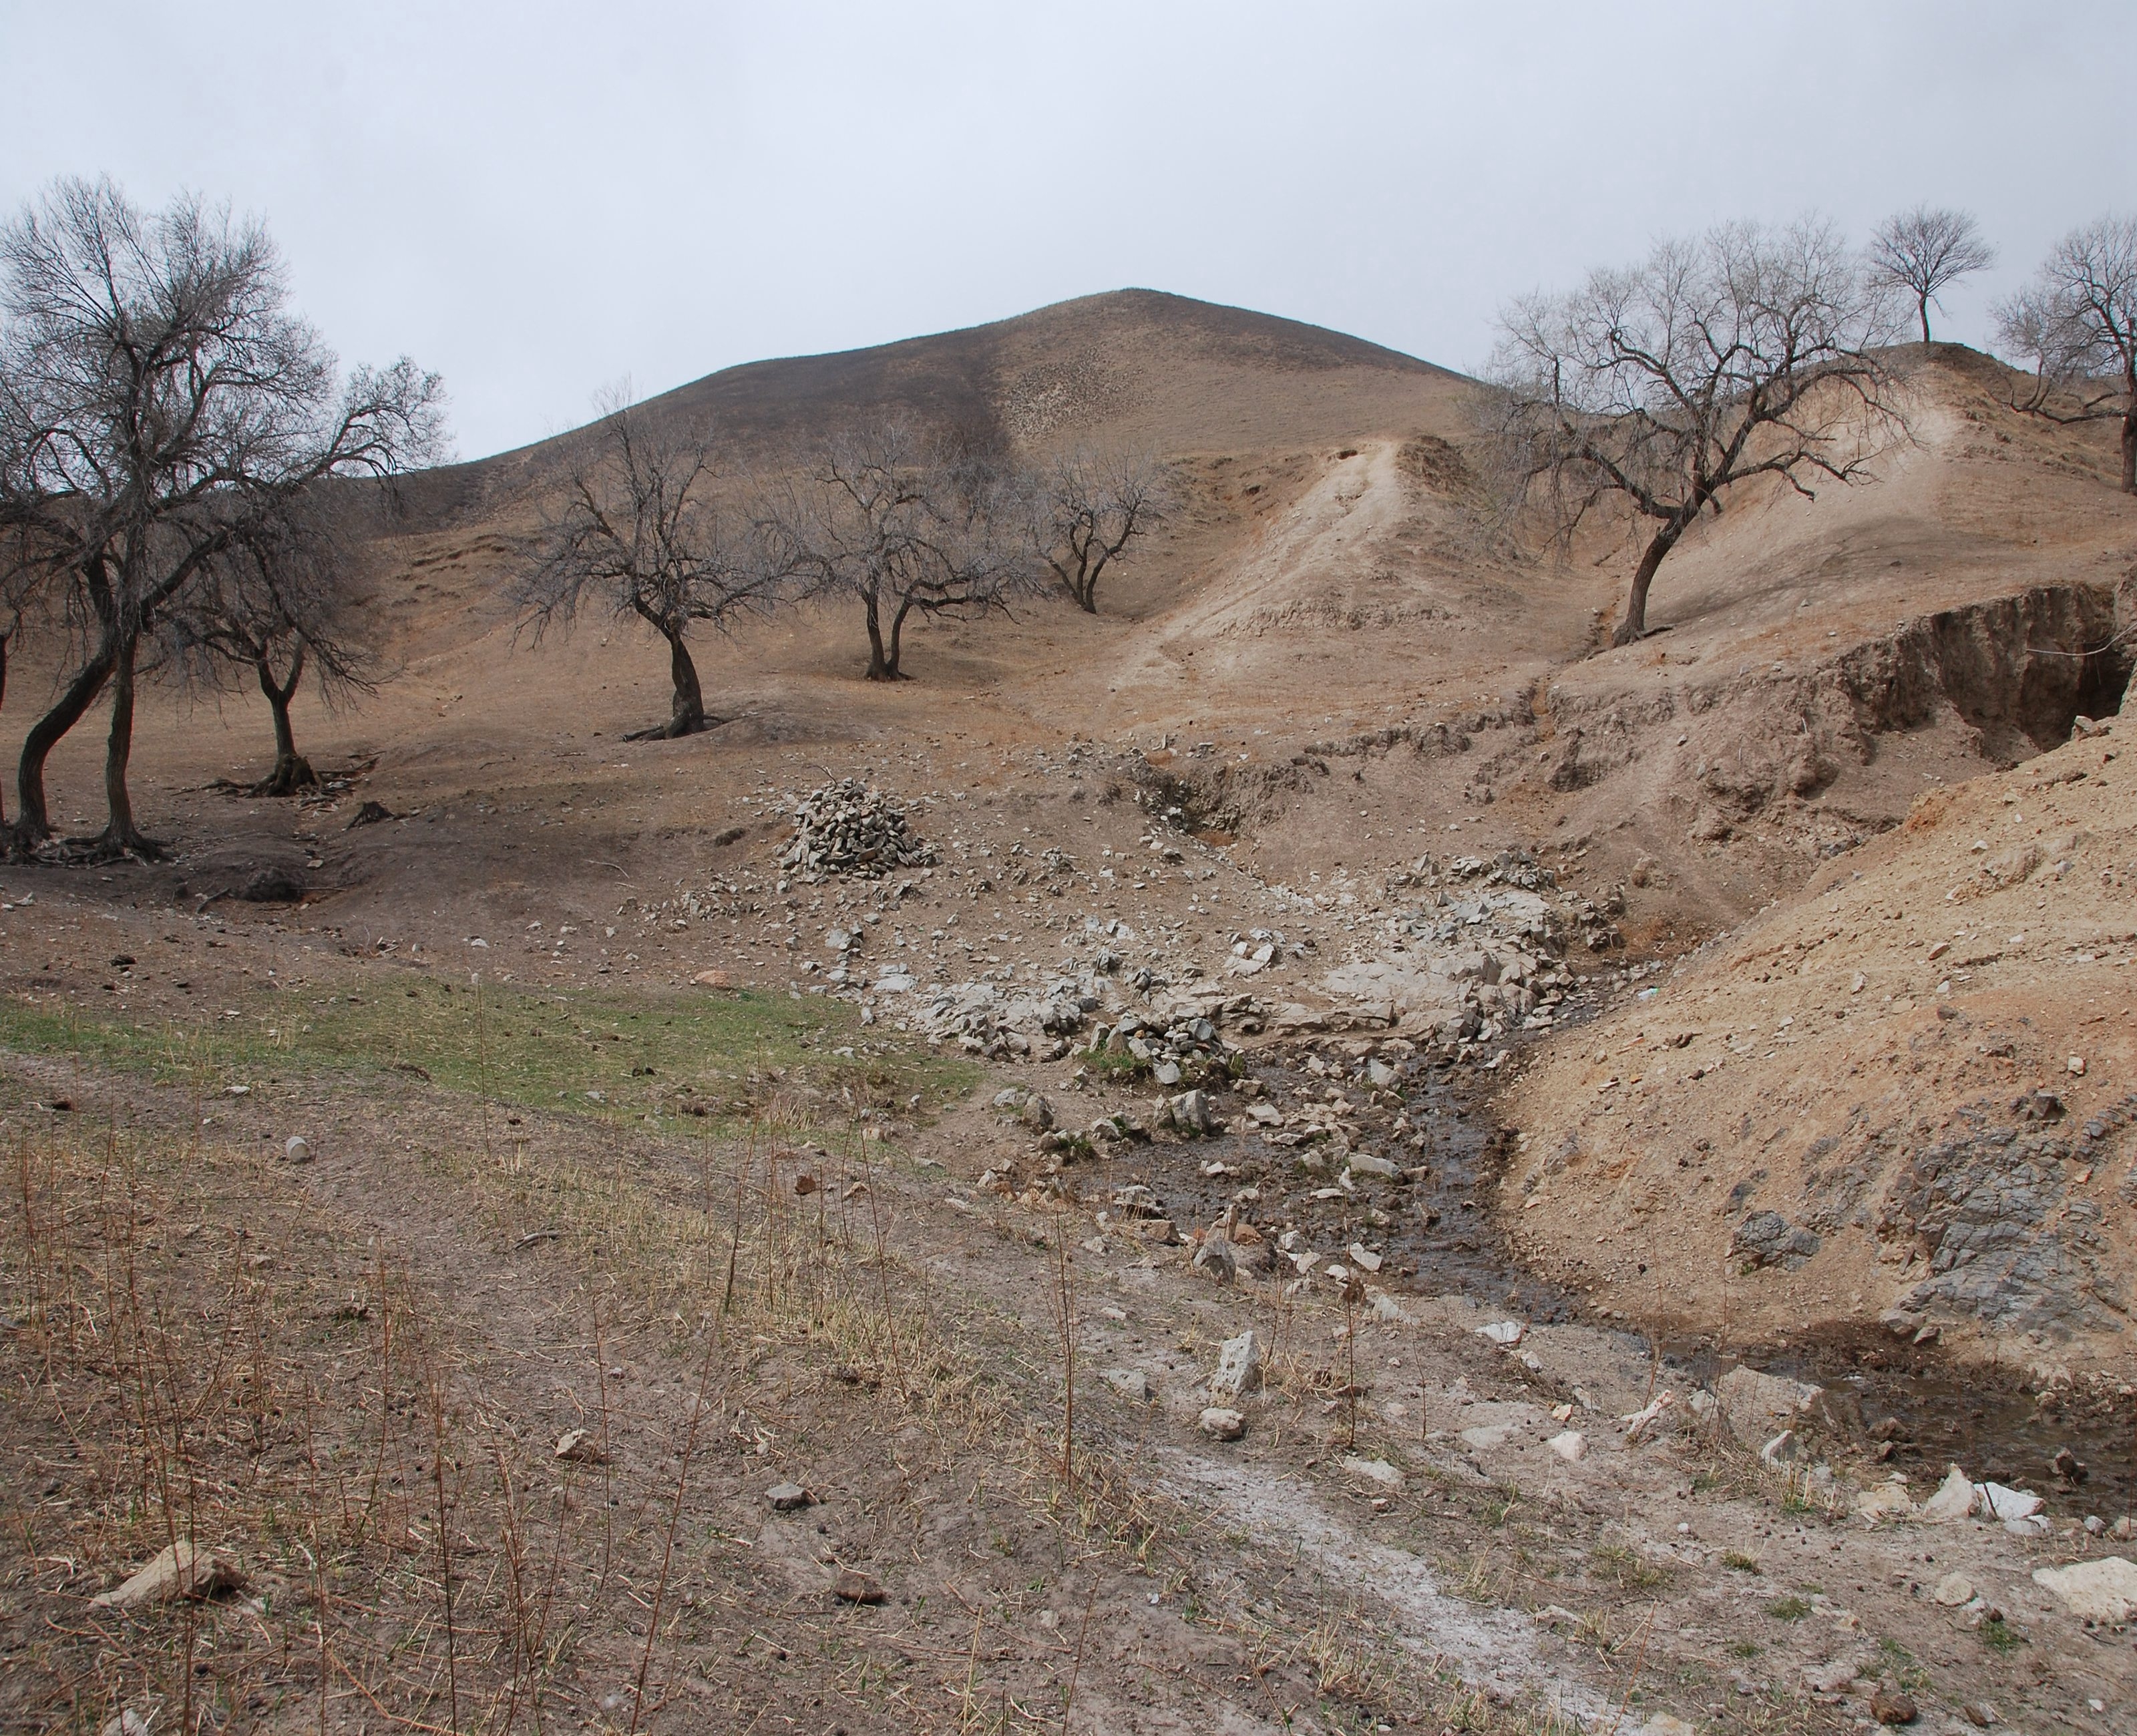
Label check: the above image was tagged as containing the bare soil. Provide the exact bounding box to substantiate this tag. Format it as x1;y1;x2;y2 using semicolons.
3;300;2134;1733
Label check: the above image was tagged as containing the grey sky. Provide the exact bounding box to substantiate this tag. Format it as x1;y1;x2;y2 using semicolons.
7;2;2128;461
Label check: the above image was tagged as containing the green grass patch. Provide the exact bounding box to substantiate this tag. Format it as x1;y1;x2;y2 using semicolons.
0;978;978;1131
1979;1616;2024;1653
1765;1595;1811;1621
1720;1551;1761;1573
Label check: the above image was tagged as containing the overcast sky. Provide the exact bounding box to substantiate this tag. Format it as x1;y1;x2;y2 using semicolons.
5;2;2128;461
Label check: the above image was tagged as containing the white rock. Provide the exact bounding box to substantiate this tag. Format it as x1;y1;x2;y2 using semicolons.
1199;1406;1245;1442
1458;1424;1513;1451
1347;1243;1383;1273
1345;1152;1399;1178
1210;1330;1261;1399
1368;1288;1410;1323
1476;1319;1525;1346
1639;1717;1698;1736
1933;1572;1976;1606
1919;1465;1977;1523
1547;1430;1587;1462
1715;1365;1822;1444
2032;1556;2137;1622
1341;1454;1404;1488
1975;1482;2042;1521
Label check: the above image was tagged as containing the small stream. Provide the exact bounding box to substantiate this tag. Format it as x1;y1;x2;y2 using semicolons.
1117;1010;2134;1522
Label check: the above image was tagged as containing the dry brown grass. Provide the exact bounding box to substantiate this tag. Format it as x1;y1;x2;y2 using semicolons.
0;1097;1016;1734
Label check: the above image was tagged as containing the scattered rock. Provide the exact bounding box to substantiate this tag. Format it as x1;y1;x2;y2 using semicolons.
1855;1483;1913;1522
554;1428;603;1464
1760;1430;1798;1466
1919;1465;1977;1523
99;1714;152;1736
1191;1230;1235;1284
2031;1556;2137;1622
1933;1572;1976;1606
1341;1454;1404;1488
1870;1685;1918;1725
1804;1653;1869;1694
1475;1319;1525;1347
1960;1702;1998;1728
1458;1424;1514;1452
1211;1331;1261;1399
1546;1430;1586;1462
1199;1406;1246;1441
1639;1718;1697;1736
91;1540;244;1610
832;1568;886;1604
1100;1368;1151;1402
1715;1365;1822;1445
1975;1482;2042;1522
766;1482;811;1511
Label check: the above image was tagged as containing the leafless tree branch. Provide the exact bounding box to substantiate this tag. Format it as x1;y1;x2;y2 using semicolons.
1479;216;1906;646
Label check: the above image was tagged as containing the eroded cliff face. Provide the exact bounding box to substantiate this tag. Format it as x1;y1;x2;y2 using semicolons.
1494;712;2136;1371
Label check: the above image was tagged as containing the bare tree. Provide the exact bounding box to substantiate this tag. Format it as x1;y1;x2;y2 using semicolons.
1996;216;2137;495
1868;206;1996;345
164;499;379;795
1023;449;1167;613
0;176;443;858
765;419;1034;680
1485;218;1903;646
516;392;777;738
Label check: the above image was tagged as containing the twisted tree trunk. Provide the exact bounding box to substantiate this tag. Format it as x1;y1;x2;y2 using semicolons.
8;643;113;853
256;643;317;795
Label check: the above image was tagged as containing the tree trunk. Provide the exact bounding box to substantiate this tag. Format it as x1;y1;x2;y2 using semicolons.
862;590;890;680
91;633;163;857
256;646;317;795
0;624;9;831
1075;577;1098;614
2122;403;2136;495
8;644;113;851
1919;297;1933;347
661;630;707;736
1610;520;1689;646
884;594;918;680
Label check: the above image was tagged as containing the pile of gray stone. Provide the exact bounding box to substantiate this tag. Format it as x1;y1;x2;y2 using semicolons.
779;780;935;881
1081;1010;1235;1087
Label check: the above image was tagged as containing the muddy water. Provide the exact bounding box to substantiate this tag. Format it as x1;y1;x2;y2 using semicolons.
1119;1023;2135;1522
